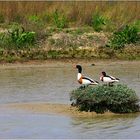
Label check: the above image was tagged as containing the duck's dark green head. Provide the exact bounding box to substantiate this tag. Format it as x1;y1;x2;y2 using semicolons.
102;71;106;76
76;65;82;73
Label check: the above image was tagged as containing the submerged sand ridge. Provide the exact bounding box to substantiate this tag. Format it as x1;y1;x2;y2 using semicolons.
0;103;117;117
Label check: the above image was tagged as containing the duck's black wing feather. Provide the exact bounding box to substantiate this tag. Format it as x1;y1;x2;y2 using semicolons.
108;75;120;80
82;76;99;83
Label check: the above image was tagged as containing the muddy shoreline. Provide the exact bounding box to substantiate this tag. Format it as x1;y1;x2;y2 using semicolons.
0;59;139;69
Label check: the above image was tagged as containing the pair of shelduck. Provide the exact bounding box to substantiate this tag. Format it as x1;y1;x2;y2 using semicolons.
75;65;119;86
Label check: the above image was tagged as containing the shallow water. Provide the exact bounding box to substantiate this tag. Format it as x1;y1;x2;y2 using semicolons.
0;113;140;139
0;61;140;139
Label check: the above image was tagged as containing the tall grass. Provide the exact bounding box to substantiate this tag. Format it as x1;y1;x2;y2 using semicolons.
0;1;139;27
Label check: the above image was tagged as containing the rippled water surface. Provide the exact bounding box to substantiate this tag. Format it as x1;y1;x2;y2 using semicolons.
0;61;140;139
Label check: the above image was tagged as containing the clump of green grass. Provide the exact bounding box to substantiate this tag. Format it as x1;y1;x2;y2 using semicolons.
0;24;36;49
132;20;140;32
52;9;68;29
28;15;40;23
108;24;140;50
70;84;139;113
91;12;107;32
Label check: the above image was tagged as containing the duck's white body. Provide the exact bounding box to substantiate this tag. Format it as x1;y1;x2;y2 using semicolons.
100;76;119;83
100;72;119;84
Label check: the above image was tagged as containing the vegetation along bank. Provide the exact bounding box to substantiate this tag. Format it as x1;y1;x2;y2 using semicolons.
0;1;140;62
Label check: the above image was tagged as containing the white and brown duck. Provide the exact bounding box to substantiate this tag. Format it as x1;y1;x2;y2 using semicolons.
76;65;99;87
100;71;120;85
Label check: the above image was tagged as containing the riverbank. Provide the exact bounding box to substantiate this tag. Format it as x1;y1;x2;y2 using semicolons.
0;25;140;63
0;1;139;62
0;46;140;63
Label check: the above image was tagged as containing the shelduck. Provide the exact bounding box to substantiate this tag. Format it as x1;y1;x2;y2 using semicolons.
100;71;120;85
75;65;99;86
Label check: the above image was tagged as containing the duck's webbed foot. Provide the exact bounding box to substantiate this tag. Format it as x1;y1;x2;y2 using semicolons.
108;82;114;86
79;85;87;89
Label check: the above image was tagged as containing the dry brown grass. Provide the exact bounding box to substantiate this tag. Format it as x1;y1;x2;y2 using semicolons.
0;1;139;26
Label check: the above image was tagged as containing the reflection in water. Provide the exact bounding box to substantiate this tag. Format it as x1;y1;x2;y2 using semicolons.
0;61;140;138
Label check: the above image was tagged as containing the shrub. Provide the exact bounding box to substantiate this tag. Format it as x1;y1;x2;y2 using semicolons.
70;84;139;113
91;12;107;32
0;24;36;49
108;25;140;50
52;9;68;28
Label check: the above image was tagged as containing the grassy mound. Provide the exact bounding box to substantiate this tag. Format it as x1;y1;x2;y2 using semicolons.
70;84;140;113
